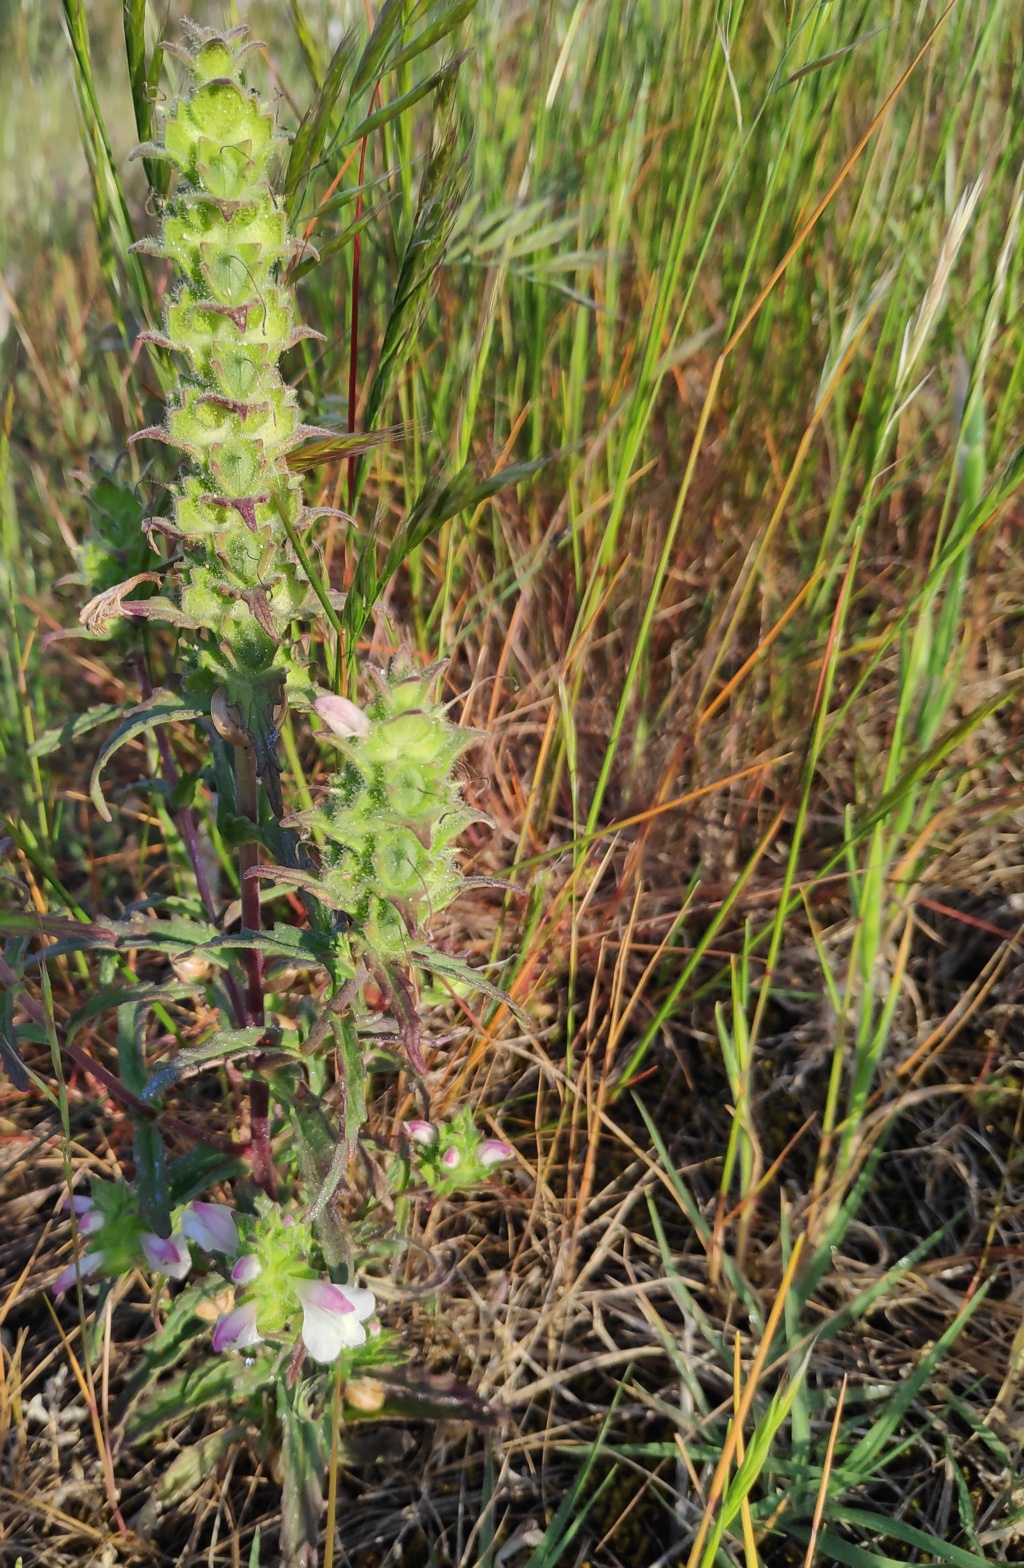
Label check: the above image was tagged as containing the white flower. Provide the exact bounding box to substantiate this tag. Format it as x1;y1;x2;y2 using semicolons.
141;1231;191;1279
479;1139;513;1167
293;1278;376;1363
212;1301;263;1353
231;1253;262;1286
314;694;372;739
180;1201;240;1255
52;1251;104;1297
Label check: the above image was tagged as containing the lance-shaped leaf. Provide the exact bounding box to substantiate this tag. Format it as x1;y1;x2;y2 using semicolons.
411;945;529;1025
279;1384;326;1568
126;1352;276;1442
28;702;124;760
389;0;479;75
142;1025;270;1101
133;1427;248;1534
90;690;207;821
0;1014;29;1092
64;980;201;1053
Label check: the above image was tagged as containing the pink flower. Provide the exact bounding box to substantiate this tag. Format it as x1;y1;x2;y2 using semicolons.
314;694;371;739
231;1253;262;1286
141;1232;191;1280
180;1201;239;1255
212;1301;262;1353
403;1119;439;1147
77;1208;105;1236
293;1278;377;1363
441;1147;461;1170
52;1251;104;1297
479;1139;513;1167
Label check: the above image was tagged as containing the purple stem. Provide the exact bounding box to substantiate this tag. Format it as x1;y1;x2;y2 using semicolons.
138;656;248;1027
231;742;277;1199
233;741;265;1030
249;1075;277;1199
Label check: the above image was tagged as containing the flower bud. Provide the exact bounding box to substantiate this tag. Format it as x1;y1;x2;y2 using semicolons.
402;1119;439;1147
345;1376;386;1413
231;1253;262;1286
180;1201;240;1256
52;1251;104;1297
315;694;372;739
213;1300;262;1353
440;1147;461;1171
479;1139;513;1168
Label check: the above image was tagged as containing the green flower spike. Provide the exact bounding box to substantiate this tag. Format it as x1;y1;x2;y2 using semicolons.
299;659;492;963
105;22;334;764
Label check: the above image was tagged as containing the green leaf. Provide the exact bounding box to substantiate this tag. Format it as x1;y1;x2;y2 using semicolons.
28;702;123;759
0;1017;29;1092
89;690;207;821
279;1384;326;1568
831;1508;995;1568
166;1145;247;1206
60;0;168;381
0;911;115;947
201;923;337;965
411;945;529;1024
127;1352;275;1441
339;1017;367;1157
142;1026;269;1100
134;1426;247;1532
117;1276;244;1425
64;980;200;1053
842;1281;992;1484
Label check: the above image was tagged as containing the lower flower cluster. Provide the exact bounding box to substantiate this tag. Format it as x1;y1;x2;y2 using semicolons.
213;1203;379;1364
54;1189;378;1366
55;1113;516;1366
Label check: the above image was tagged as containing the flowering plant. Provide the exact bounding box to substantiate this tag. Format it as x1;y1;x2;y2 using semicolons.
25;11;527;1564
